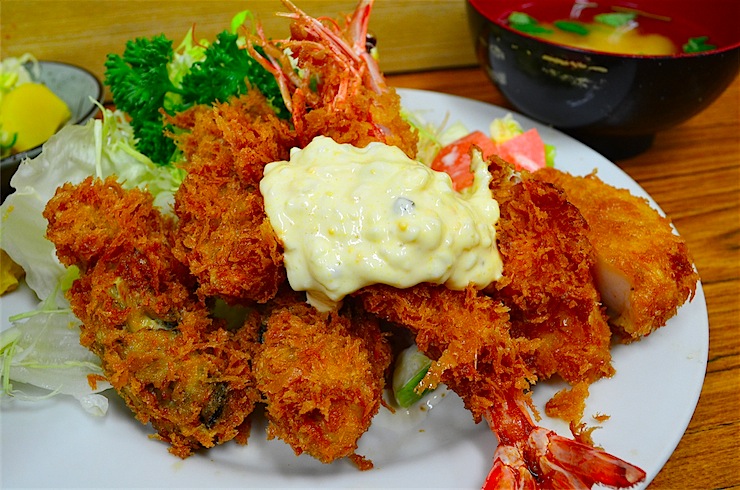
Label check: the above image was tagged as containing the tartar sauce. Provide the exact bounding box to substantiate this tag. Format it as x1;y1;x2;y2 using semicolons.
260;136;502;311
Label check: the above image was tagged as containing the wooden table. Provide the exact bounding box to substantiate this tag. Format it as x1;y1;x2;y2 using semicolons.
386;67;740;489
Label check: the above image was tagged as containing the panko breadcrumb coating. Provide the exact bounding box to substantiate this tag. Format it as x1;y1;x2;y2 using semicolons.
535;167;699;341
44;177;261;457
355;284;537;424
255;293;391;466
170;92;293;305
487;159;614;386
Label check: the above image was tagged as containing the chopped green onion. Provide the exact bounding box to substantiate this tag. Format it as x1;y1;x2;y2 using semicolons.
393;344;433;408
554;20;590;36
683;36;716;53
594;12;637;27
507;12;553;35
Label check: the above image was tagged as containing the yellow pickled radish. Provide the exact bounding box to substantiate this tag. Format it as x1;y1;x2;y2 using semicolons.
0;82;72;153
0;249;25;295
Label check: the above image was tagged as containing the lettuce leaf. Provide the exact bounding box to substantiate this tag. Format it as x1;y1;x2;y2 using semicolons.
0;105;183;304
0;300;110;416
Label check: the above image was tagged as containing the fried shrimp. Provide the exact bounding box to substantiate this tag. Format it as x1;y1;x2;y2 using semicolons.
355;283;645;489
355;284;536;421
254;291;391;467
44;177;261;457
535;167;699;340
247;0;419;157
488;160;614;386
170;92;294;305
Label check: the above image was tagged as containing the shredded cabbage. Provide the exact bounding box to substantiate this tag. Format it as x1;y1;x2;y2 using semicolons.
402;109;470;166
489;113;524;144
0;288;111;416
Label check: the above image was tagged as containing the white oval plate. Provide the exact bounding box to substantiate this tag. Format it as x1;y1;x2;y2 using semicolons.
0;89;708;489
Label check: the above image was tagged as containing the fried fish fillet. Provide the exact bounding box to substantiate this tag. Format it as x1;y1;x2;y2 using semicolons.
44;177;261;457
535;167;699;341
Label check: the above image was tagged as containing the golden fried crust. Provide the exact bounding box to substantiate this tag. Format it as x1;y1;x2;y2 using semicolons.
44;177;261;458
173;162;286;305
355;284;536;423
298;86;419;159
254;298;391;464
279;31;418;159
169;92;296;186
535;167;699;340
171;93;292;305
489;175;614;385
44;176;174;272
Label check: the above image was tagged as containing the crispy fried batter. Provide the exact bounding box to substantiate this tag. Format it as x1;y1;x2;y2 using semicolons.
169;92;296;185
355;284;536;424
297;85;419;159
535;167;699;340
254;292;391;465
171;93;292;305
488;160;614;386
44;177;261;458
45;176;175;272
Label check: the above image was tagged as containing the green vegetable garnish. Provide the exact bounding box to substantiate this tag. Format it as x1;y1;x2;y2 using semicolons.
507;12;553;35
545;143;557;167
179;31;287;117
230;9;253;34
105;35;179;165
594;12;637;28
554;20;590;36
683;36;716;53
393;345;434;408
104;13;287;165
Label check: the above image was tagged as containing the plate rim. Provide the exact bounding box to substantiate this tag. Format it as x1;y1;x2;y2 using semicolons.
0;88;709;489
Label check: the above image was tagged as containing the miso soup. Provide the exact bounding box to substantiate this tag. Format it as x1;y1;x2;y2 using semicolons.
504;4;717;56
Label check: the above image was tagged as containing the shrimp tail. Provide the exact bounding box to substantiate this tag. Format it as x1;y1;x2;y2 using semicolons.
484;403;646;490
486;445;538;490
543;431;647;488
280;0;385;93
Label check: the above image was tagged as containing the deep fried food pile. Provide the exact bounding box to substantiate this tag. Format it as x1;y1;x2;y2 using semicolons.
41;130;699;473
39;2;697;476
44;177;261;457
43;174;393;465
